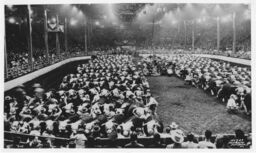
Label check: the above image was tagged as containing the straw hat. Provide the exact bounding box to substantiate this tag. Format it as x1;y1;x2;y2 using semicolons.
34;87;45;93
170;129;185;144
169;122;179;129
32;83;42;88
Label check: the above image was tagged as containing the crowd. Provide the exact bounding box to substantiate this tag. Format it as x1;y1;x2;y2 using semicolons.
6;47;86;81
137;48;251;60
4;54;251;148
5;46;251;82
5;47;136;81
140;54;251;115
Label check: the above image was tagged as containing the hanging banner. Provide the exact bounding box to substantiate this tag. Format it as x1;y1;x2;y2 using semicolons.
58;24;64;32
47;21;58;32
47;18;64;32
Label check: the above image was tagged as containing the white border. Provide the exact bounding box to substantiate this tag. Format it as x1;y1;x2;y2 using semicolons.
0;1;255;153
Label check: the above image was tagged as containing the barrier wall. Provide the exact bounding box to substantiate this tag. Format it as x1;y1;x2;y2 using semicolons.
5;54;251;92
139;54;251;66
5;56;91;92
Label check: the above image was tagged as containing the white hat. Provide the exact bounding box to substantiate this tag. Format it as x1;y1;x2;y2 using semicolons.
34;88;45;93
169;122;178;129
229;95;237;102
170;129;184;144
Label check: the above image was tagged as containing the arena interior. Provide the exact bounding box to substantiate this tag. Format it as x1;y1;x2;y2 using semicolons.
4;3;251;149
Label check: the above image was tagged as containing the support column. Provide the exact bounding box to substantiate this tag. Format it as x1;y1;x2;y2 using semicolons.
4;33;8;79
217;16;220;51
184;20;187;48
192;20;195;51
84;20;88;55
44;9;49;63
232;12;236;52
27;5;33;71
56;15;60;58
64;18;68;54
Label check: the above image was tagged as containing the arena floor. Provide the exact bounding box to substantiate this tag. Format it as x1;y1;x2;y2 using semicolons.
148;76;251;135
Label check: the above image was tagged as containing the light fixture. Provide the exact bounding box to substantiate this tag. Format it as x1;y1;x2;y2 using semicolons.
7;5;13;9
70;18;78;26
95;21;100;26
51;17;56;23
8;17;16;24
172;20;177;25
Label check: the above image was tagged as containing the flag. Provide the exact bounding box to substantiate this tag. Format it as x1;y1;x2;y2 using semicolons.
47;15;64;32
58;24;64;32
47;21;58;32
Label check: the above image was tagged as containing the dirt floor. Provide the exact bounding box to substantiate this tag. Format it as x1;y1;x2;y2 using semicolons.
147;76;251;135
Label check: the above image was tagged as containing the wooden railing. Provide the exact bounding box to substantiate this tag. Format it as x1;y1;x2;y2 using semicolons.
4;131;246;148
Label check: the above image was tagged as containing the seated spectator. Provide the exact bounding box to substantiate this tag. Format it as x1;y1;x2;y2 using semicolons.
85;136;96;148
124;133;144;148
70;126;87;148
166;130;184;148
227;129;248;148
198;130;216;149
181;133;198;148
146;133;166;148
103;131;121;148
7;136;22;148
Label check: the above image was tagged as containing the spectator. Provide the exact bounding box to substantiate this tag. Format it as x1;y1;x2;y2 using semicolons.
166;130;185;148
227;129;248;148
146;133;166;148
85;136;96;148
226;94;239;113
8;136;21;148
198;130;216;149
181;133;198;148
103;131;121;148
124;133;144;148
71;126;87;148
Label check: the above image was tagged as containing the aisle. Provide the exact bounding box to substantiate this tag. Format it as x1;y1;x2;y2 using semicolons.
147;76;251;134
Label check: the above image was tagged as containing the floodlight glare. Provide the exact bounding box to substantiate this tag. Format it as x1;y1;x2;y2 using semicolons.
7;5;13;9
70;18;78;26
8;17;16;24
95;21;100;26
172;20;177;25
51;18;56;23
221;14;232;23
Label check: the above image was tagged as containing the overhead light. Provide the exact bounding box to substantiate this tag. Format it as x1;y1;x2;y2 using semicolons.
95;21;100;26
244;9;250;20
197;18;202;23
172;20;177;25
70;18;78;26
7;5;13;10
8;17;16;24
221;14;232;23
51;17;56;23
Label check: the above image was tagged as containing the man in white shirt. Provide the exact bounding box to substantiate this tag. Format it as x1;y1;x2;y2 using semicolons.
198;130;216;149
181;133;198;148
226;94;238;113
71;126;87;148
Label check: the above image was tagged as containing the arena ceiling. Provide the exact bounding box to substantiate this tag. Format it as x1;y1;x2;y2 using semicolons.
5;3;251;49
